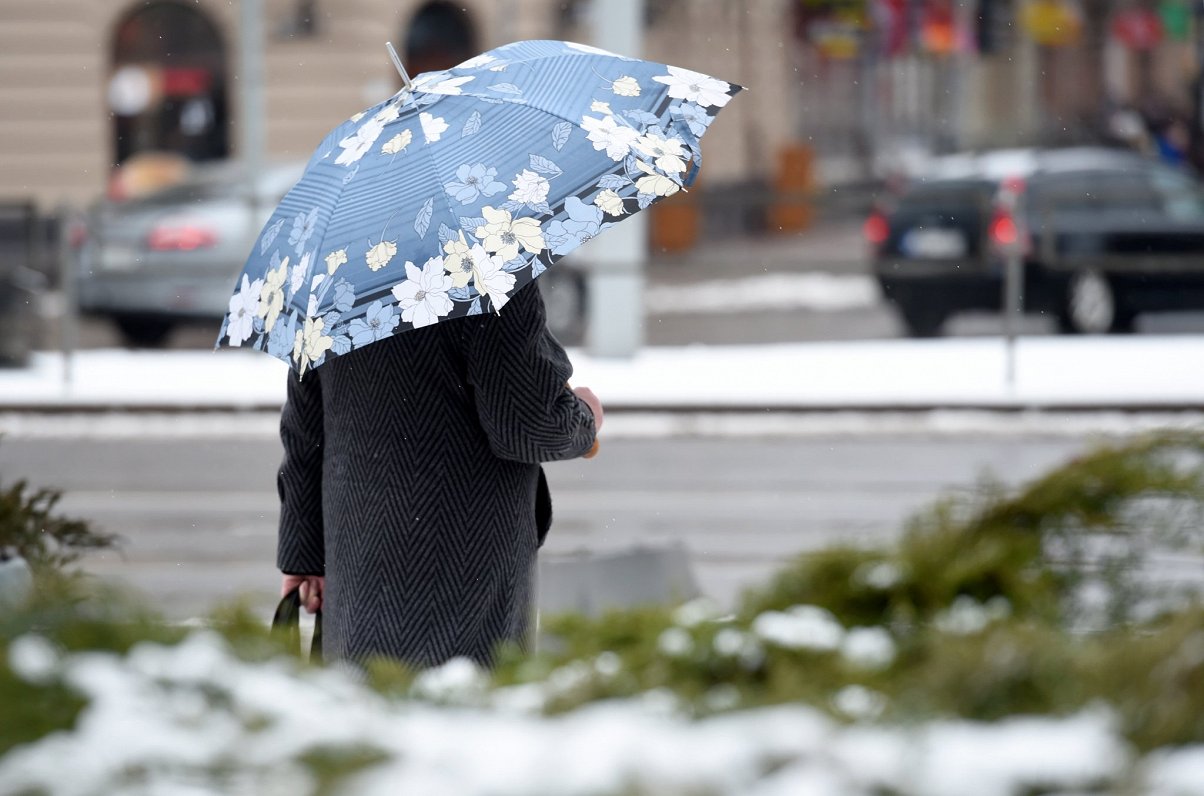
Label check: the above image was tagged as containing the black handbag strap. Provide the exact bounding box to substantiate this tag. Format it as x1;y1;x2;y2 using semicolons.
271;587;323;662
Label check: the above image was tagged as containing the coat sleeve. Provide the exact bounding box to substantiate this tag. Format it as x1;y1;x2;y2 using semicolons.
276;368;326;575
461;284;597;464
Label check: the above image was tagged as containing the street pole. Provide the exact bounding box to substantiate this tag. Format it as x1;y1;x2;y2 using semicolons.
1003;250;1022;390
57;204;77;393
587;0;645;358
240;0;266;240
996;181;1025;392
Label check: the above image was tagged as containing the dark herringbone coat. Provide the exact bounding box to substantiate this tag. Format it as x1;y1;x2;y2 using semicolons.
276;285;596;668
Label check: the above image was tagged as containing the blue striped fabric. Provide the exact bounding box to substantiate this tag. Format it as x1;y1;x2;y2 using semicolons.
217;39;742;372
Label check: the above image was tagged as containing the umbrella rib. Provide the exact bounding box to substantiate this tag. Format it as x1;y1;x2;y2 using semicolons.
410;106;482;289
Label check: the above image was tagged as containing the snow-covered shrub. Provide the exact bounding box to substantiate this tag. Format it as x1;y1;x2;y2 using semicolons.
3;431;1204;794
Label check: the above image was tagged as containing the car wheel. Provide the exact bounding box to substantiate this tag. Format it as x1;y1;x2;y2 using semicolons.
1060;269;1129;334
115;316;174;348
897;303;947;338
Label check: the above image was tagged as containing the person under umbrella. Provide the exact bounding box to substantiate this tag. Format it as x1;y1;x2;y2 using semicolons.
219;40;741;668
279;282;602;669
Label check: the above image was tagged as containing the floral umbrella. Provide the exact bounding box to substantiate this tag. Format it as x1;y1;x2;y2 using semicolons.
218;39;742;373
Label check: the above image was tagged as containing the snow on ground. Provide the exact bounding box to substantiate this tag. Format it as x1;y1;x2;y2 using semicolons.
2;334;1203;411
2;409;1201;440
644;273;880;314
3;631;1200;796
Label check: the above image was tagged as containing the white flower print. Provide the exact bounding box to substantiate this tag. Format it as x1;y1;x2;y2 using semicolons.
508;169;550;205
257;256;289;333
335;117;386;165
420;112;449;143
366;240;397;271
374;104;401;124
226;274;263;347
652;65;732;108
581;114;640;161
475;206;547;261
381;130;413;155
634;159;681;197
594;189;627;217
413;73;476;95
443;234;475;288
325;249;347;275
392;257;454;329
289;251;310;297
612;76;641;97
465;243;517;311
590;100;612;115
348;111;365;122
292;314;334;376
633;131;689;175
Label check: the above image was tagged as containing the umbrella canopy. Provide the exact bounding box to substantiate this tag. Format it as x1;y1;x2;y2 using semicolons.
218;39;742;373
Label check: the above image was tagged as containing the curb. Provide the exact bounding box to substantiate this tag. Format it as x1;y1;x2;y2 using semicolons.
1;402;1203;414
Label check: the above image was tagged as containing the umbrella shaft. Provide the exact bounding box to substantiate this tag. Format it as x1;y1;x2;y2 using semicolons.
385;41;414;91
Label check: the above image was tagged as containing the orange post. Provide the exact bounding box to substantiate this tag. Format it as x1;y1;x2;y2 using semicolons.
769;144;815;233
650;181;700;253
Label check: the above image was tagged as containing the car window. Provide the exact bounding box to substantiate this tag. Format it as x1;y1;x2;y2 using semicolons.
1149;168;1204;220
1028;171;1160;214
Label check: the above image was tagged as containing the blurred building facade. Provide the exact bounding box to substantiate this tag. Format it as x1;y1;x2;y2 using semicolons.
0;0;1201;212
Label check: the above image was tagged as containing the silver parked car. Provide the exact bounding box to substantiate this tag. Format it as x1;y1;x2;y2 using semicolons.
78;159;586;347
79;161;304;347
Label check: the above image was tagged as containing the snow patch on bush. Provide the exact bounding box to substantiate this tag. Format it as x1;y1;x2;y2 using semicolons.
1;631;1201;795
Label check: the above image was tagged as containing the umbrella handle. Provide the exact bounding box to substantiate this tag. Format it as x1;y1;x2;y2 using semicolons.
385;41;414;92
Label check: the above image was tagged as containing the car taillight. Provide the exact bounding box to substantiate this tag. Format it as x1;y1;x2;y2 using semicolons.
989;211;1018;248
863;212;889;246
147;224;218;251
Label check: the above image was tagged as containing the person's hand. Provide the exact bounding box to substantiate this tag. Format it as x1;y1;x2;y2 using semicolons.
573;386;603;432
281;574;325;614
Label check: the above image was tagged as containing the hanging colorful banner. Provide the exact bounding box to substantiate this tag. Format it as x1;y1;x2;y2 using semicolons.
1021;0;1083;46
1111;7;1164;50
920;0;958;55
793;0;867;60
1157;0;1190;42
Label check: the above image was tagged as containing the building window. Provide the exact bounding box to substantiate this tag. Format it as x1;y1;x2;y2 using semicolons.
109;1;229;168
403;1;478;77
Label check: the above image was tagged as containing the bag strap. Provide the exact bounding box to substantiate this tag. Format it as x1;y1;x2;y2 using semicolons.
271;587;323;663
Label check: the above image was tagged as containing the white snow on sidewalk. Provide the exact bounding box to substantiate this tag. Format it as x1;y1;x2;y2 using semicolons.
3;409;1201;440
0;335;1201;410
645;273;880;314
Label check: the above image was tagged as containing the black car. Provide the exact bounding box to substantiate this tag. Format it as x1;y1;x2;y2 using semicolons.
868;147;1204;335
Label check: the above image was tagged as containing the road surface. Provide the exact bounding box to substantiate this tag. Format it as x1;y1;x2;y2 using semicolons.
0;422;1090;619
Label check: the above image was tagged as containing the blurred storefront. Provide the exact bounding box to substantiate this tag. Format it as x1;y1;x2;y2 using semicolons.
0;0;764;212
0;0;1201;215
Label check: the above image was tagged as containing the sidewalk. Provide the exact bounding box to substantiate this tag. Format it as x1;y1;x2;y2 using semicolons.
1;334;1201;412
648;221;867;284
